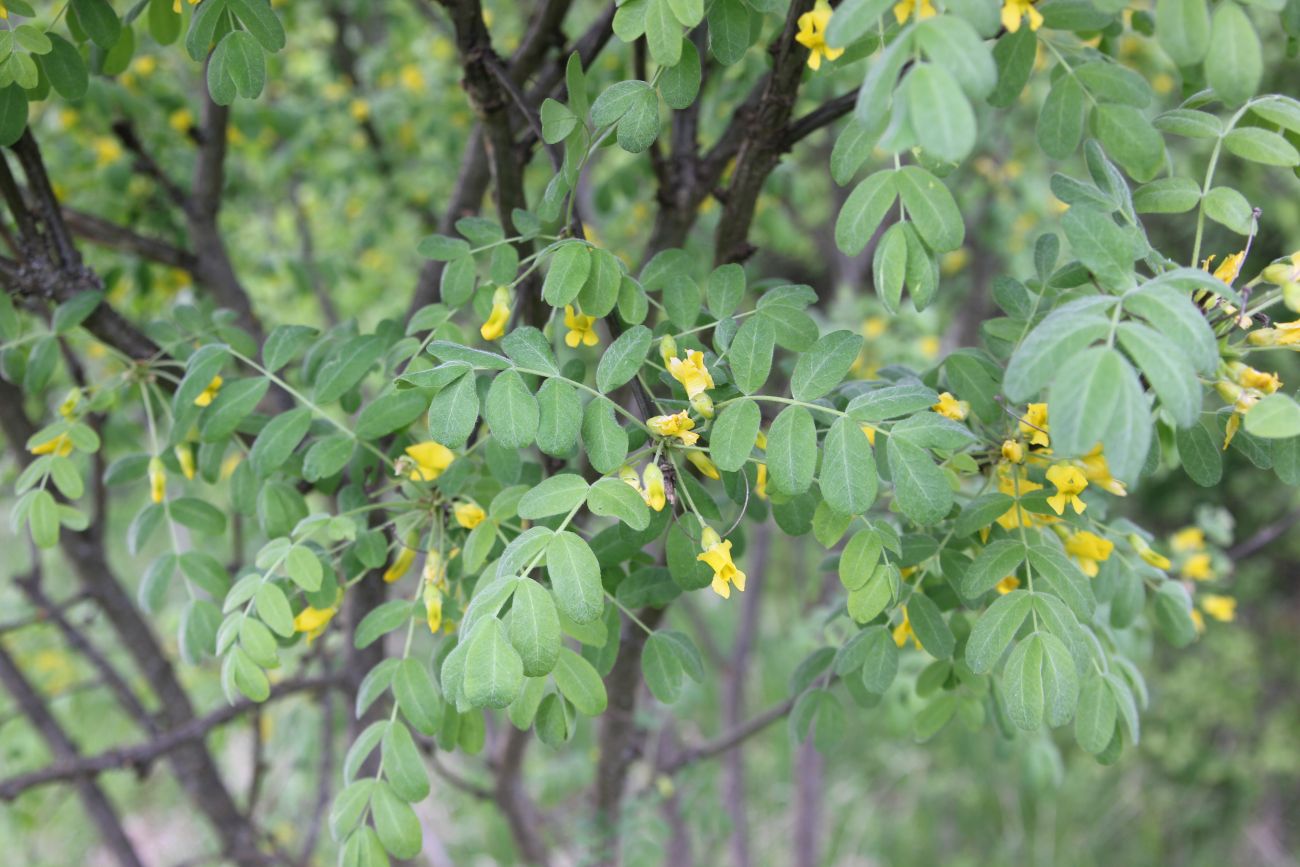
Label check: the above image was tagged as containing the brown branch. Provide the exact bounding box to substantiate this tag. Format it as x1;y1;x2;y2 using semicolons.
660;695;798;774
0;643;147;867
60;207;197;272
1228;506;1300;561
0;676;336;801
110;119;189;209
494;725;551;865
783;90;856;147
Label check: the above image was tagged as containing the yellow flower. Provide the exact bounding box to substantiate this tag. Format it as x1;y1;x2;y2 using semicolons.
174;444;196;481
423;587;443;633
1200;594;1236;622
892;605;923;649
859;424;878;446
169;108;194;134
1203;251;1246;285
58;389;81;419
93;136;123;167
667;350;715;399
404;440;454;481
1128;534;1171;570
995;464;1045;531
697;527;746;599
454;501;486;529
1247;319;1300;347
399;64;424;92
995;575;1021;594
795;0;845;70
1171;527;1205;553
1231;363;1281;394
932;392;969;422
1077;445;1126;496
686;451;720;480
193;375;223;407
863;317;888;339
293;606;337;642
642;463;667;512
619;465;641;489
659;335;678;367
1064;530;1114;577
148;456;167;504
383;540;417;583
29;433;74;457
1019;403;1050;447
1181;552;1213;581
690;391;714;419
647;410;699;446
755;463;768;499
172;0;199;12
563;305;600;348
480;287;511;342
1001;0;1043;32
349;99;371;122
893;0;937;24
1001;440;1025;464
1045;463;1088;515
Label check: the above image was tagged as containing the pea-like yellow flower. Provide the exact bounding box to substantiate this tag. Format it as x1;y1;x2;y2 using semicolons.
58;389;81;419
1247;319;1300;347
172;0;199;13
697;527;746;599
1200;593;1236;622
659;335;678;367
563;305;600;348
647;410;699;446
1203;251;1247;285
859;424;878;446
1172;527;1205;553
1045;463;1088;515
1001;0;1043;32
1229;362;1282;394
642;463;667;512
1064;530;1114;577
174;444;196;481
169;108;194;134
1181;552;1214;581
995;575;1021;594
1077;445;1127;497
480;287;511;342
383;538;418;583
1001;440;1025;464
1128;534;1172;570
293;605;337;642
892;605;923;649
755;463;768;500
686;451;720;480
893;0;937;24
404;440;455;481
146;456;166;504
995;464;1045;531
29;433;74;457
795;0;845;70
1019;403;1050;448
619;465;641;489
932;392;969;422
755;429;768;450
667;350;715;400
690;391;714;419
454;501;486;529
194;375;223;407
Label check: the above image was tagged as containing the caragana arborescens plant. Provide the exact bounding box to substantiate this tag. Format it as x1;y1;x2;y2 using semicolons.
0;0;1298;864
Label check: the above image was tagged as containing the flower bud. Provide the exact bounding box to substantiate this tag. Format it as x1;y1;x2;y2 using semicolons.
690;391;714;418
148;456;166;504
659;334;678;367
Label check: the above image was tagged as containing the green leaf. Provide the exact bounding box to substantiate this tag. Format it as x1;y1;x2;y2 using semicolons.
830;117;880;186
1156;0;1210;65
541;98;579;144
71;0;120;49
543;242;592;307
586;477;650;531
536;379;581;456
427;372;479;449
791;330;863;402
915;15;996;99
728;315;775;394
355;390;429;440
905;593;954;659
286;545;323;592
1091;103;1164;182
596;325;652;393
617;84;661;153
1133;177;1202;214
963;539;1027;598
894;166;964;253
840;529;883;590
508;579;562;677
1223;127;1300;167
355;600;415;650
517;473;590;520
1202;186;1255;234
315;336;387;404
303;435;353;482
228;0;286;51
847;566;895;623
820;416;877;516
989;27;1037;108
1076;672;1118;754
1116;322;1200;427
169;498;227;535
1123;279;1219;374
591;80;648;125
485;370;540;449
835;170;897;256
580;397;628;474
1176;421;1223;486
249;408;311;476
642;632;685;703
1039;631;1080;727
28;489;59;549
1003;635;1045;731
546;531;603;624
1027;545;1097;619
709;399;760;473
1152;582;1197;647
967;590;1032;674
1061;206;1139;289
846;384;940;421
392;658;442;736
254;583;294;638
381;721;429;803
707;0;750;64
905;62;976;163
1250;95;1300;134
766;405;816;495
330;780;375;842
1037;75;1086;159
660;39;701;109
41;35;88;100
644;0;683;65
885;436;952;526
1205;2;1261;106
465;618;525;709
1154;108;1222;139
370;781;422;859
1244;394;1300;438
1048;346;1150;483
211;30;266;101
858;626;899;694
552;646;608;715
